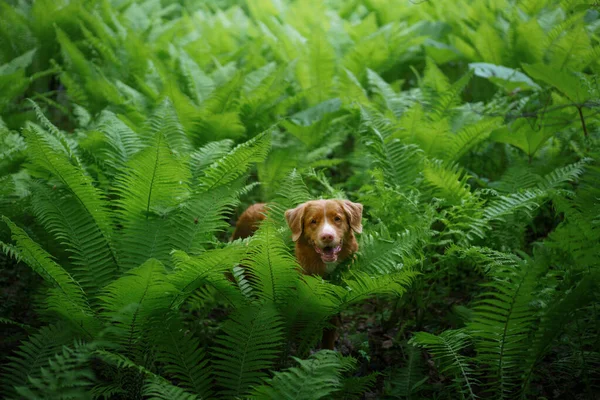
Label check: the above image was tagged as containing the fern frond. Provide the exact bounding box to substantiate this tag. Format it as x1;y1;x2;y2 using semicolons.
332;270;418;310
356;231;425;276
143;98;191;153
537;158;590;190
212;302;285;398
1;217;99;336
250;350;355;400
99;259;176;355
169;246;247;308
1;324;72;397
387;344;427;399
197;130;271;191
423;160;473;204
14;341;95;400
468;256;545;399
190;139;234;181
482;189;545;223
114;130;190;269
411;329;478;400
30;182;116;293
23;123;117;268
296;28;336;105
244;218;302;304
89;110;144;174
427;70;473;122
154;318;212;398
27;99;80;166
522;271;599;392
268;169;312;223
445;117;503;162
142;380;201;400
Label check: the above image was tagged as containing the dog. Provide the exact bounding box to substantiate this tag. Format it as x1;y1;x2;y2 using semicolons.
231;199;363;349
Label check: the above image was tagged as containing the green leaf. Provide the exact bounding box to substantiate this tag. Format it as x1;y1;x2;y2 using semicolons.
490;119;553;157
212;302;284;398
522;63;589;103
469;63;540;92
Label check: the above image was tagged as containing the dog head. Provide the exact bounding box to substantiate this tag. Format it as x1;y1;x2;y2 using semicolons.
285;199;363;263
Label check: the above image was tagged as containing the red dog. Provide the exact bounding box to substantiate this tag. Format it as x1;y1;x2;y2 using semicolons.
232;199;363;348
284;200;363;276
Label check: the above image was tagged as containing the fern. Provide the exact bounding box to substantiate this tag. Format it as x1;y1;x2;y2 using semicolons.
169;179;244;255
22;123;117;270
386;344;427;399
250;350;355;399
169;246;247;308
244;218;302;304
30;182;116;294
197;130;271;191
1;217;99;336
468;255;544;399
1;324;72;397
114;130;189;269
356;231;425;276
14;341;95;400
411;329;478;400
212;302;285;398
99;259;176;355
153;318;212;398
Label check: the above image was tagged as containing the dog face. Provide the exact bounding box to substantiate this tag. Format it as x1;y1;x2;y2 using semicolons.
285;200;363;263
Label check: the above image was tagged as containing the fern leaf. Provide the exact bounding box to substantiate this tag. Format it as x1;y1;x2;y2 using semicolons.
22;123;117;268
169;246;247;308
387;344;427;399
99;259;176;355
142;380;201;400
169;178;245;255
445;117;503;162
411;329;478;400
114;130;190;269
14;341;95;400
468;256;545;399
190;139;234;181
154;319;212;398
244;218;302;304
30;182;116;294
197;130;271;191
89;110;144;174
356;232;425;276
250;350;354;400
483;189;545;223
1;217;99;337
143;98;191;153
296;28;336;105
423;160;473;204
212;302;285;398
1;324;72;398
333;270;418;310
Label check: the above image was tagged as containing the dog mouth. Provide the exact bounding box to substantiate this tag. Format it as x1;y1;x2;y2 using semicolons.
314;243;342;263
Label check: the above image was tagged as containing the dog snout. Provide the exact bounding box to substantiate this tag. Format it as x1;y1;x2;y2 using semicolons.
320;232;334;242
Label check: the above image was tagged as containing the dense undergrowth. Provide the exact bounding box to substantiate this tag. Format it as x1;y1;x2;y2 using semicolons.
0;0;599;398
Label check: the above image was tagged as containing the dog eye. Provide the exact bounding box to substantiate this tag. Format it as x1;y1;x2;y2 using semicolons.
310;219;317;224
334;216;341;222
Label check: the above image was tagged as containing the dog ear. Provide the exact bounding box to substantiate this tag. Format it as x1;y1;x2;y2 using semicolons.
342;200;363;234
285;204;305;242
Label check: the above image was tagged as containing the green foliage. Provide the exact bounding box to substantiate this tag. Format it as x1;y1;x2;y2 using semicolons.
1;0;599;399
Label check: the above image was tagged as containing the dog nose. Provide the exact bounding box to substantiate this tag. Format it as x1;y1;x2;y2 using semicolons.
320;233;334;242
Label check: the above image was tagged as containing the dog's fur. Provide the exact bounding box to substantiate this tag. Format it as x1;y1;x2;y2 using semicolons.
231;199;363;349
231;203;267;241
284;200;363;276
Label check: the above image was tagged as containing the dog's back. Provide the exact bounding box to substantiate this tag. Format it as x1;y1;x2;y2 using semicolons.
231;203;267;240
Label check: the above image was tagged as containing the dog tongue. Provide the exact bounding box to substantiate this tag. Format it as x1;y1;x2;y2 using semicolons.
316;245;342;262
